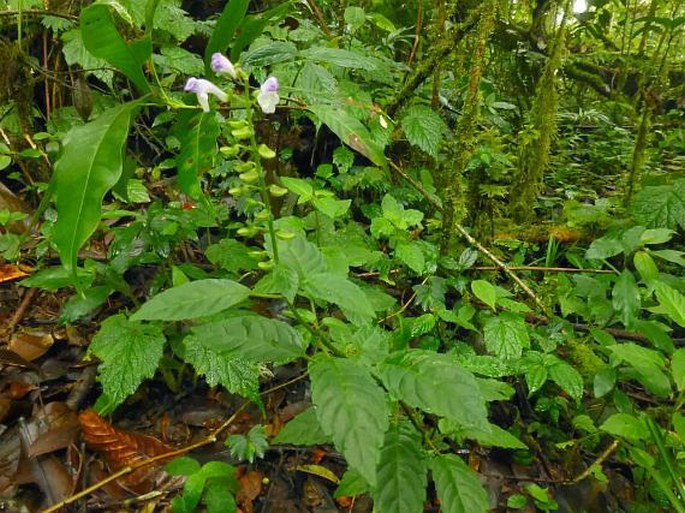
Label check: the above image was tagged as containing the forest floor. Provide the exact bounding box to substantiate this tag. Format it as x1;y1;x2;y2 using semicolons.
0;277;639;513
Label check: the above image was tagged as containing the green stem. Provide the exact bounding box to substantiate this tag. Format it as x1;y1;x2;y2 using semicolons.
243;77;279;264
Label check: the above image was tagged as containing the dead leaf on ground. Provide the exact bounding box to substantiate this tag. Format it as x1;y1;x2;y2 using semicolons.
0;263;30;283
9;329;54;361
79;409;176;494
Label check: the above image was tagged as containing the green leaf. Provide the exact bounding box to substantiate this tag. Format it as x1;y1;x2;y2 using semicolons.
303;272;375;326
52;102;139;272
272;408;331;446
640;228;674;245
633;251;659;283
654;282;685;327
585;236;623;260
373;422;427;513
308;105;386;167
253;264;300;303
439;419;527;449
181;335;260;402
395;242;425;274
89;314;166;413
547;359;584;401
166;457;201;476
277;236;326;279
204;480;237;513
471;280;497;311
189;315;305;363
174;111;220;198
204;0;249;71
309;356;389;486
130;279;250;321
672;349;685;392
80;4;150;92
519;352;548;395
379;350;488;429
483;312;530;360
401;105;448;158
609;343;670;397
344;6;366;31
430;454;488;513
242;41;298;66
612;270;640;327
59;286;113;323
630;179;685;230
280;177;314;202
300;47;379;71
205;238;260;274
600;413;648;441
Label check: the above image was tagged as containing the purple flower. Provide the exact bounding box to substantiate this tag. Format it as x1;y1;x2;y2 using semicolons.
257;76;280;114
211;53;237;79
184;77;228;112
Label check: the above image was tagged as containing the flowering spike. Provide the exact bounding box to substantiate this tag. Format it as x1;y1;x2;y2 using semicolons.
184;77;228;112
211;53;237;79
257;76;280;114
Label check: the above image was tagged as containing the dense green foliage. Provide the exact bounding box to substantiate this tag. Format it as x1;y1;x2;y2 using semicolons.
1;0;685;510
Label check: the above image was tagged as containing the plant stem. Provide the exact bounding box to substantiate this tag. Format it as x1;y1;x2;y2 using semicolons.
243;77;279;264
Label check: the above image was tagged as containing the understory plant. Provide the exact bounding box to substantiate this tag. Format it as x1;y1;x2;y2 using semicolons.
2;0;685;511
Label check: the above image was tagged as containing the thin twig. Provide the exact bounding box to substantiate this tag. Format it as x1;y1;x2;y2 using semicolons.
571;440;619;484
304;0;332;38
407;0;423;66
0;9;78;21
472;265;614;274
388;161;549;314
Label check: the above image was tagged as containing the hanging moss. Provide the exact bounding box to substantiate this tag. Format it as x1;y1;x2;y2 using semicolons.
510;1;570;223
439;0;497;255
0;39;35;134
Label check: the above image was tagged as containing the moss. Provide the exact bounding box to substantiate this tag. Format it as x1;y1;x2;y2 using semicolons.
439;0;496;255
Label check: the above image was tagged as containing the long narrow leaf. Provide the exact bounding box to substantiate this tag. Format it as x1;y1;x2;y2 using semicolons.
204;0;250;73
52;101;139;272
81;3;151;93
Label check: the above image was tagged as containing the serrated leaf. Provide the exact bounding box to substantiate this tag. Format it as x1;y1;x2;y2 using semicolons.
335;468;370;498
242;41;298;66
547;359;584;401
308;105;386;167
80;4;150;92
373;421;427;513
630;179;685;230
379;350;488;429
483;312;530;360
303;272;375;326
401;105;448;158
395;242;425;274
273;408;332;446
309;357;389;486
600;413;648;441
471;280;497;310
654;282;685;327
300;47;379;71
174;111;220;198
205;238;260;274
612;270;640;327
181;335;260;402
52;101;139;272
430;454;488;513
89;314;165;412
131;279;250;321
190;314;305;363
672;349;685;392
